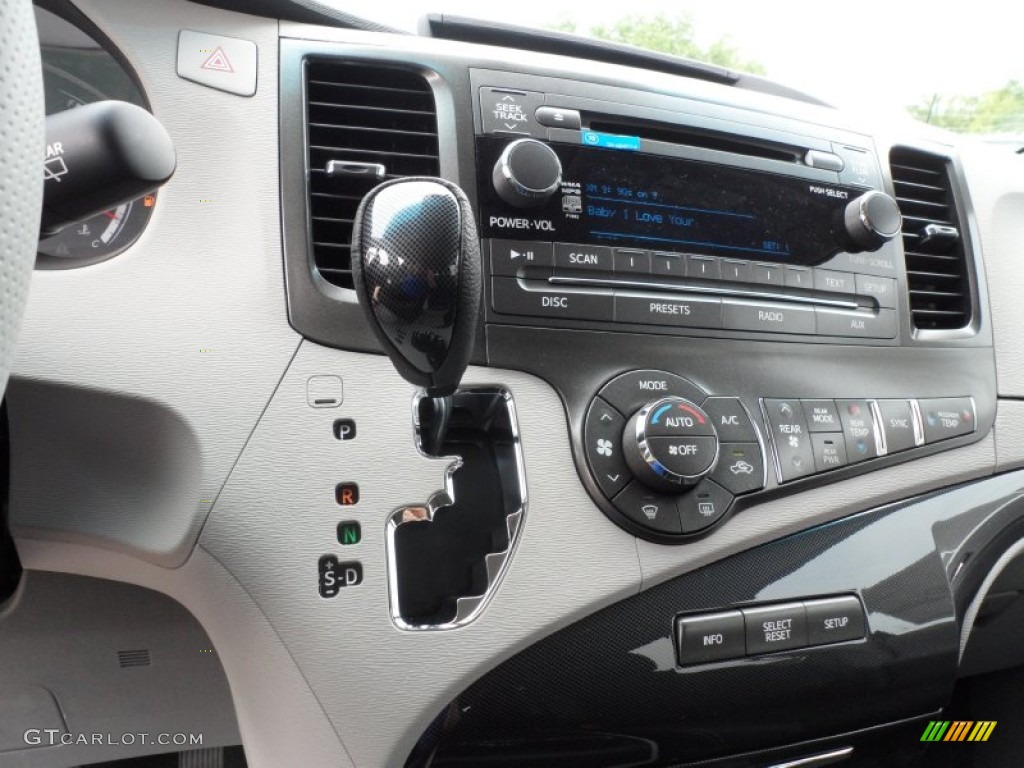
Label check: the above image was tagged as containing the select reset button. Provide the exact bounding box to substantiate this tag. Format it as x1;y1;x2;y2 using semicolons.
676;610;746;665
743;602;808;654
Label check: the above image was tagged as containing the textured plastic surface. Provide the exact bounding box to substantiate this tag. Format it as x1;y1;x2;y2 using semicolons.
8;0;301;567
422;473;1024;765
198;341;642;767
0;571;239;766
0;0;43;405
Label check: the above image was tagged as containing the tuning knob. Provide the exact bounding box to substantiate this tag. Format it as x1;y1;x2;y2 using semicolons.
492;138;562;208
840;190;902;252
622;397;719;492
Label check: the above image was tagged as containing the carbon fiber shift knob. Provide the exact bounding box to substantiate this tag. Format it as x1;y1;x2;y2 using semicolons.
351;178;481;397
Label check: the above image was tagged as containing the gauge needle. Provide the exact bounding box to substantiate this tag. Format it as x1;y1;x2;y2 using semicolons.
101;210;121;221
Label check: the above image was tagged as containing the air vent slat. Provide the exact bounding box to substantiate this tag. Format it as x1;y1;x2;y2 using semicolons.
305;60;439;290
890;147;971;331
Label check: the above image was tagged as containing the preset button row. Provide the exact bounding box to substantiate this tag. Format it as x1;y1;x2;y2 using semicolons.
491;277;897;339
676;595;866;666
489;239;898;308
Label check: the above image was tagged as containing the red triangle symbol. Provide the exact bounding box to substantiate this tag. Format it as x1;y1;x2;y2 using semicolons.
201;47;234;73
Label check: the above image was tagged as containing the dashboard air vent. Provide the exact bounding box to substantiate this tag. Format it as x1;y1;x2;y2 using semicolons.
305;59;440;289
889;147;971;331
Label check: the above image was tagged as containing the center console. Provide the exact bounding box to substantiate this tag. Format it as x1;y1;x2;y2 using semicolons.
273;31;998;767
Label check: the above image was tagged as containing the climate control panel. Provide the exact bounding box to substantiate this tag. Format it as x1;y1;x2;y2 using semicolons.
582;370;978;542
584;370;766;539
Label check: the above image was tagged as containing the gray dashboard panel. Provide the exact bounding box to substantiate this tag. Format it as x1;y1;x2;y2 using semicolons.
7;0;301;565
961;141;1024;396
197;340;643;767
0;571;239;766
4;3;1018;768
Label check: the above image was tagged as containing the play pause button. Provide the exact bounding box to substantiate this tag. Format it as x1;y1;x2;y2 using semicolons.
489;239;553;277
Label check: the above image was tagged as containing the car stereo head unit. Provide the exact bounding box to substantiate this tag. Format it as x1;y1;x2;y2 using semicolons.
473;88;908;345
478;137;898;266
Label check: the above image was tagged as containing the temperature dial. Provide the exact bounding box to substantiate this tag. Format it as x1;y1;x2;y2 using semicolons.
623;397;720;491
492;138;562;208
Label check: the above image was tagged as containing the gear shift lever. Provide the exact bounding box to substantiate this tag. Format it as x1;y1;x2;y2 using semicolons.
350;178;481;453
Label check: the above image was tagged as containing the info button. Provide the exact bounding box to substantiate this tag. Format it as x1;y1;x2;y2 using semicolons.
676;610;746;665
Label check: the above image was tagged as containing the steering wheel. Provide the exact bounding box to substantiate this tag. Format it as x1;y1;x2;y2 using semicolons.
0;0;43;401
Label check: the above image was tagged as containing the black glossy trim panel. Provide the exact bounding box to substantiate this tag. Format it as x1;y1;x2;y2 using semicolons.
414;471;1024;766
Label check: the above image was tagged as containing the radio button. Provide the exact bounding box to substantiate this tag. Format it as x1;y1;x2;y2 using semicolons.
814;269;856;294
653;251;685;278
785;266;813;290
811;433;848;472
615;293;723;330
876;399;918;453
723;300;816;335
802;400;842;433
855;274;897;308
721;259;752;283
836;400;879;462
686;254;721;280
491;277;613;321
480;88;544;137
919;397;975;443
553;243;614;274
489;239;553;277
614;248;651;275
599;370;707;415
763;399;816;483
816;308;897;339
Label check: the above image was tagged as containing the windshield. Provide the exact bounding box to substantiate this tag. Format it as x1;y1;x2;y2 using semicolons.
335;0;1023;138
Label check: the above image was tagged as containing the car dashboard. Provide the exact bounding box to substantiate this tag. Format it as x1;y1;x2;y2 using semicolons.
5;1;1024;767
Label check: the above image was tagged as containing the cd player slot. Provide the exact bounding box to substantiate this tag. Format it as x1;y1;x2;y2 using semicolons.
548;275;862;310
586;116;803;164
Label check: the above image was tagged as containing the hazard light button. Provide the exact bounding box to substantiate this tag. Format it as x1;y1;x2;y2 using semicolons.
177;30;258;97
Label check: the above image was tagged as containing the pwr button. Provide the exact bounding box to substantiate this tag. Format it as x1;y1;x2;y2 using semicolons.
676;610;745;665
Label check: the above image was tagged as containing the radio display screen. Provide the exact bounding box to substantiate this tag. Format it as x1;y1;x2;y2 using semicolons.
477;137;863;266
